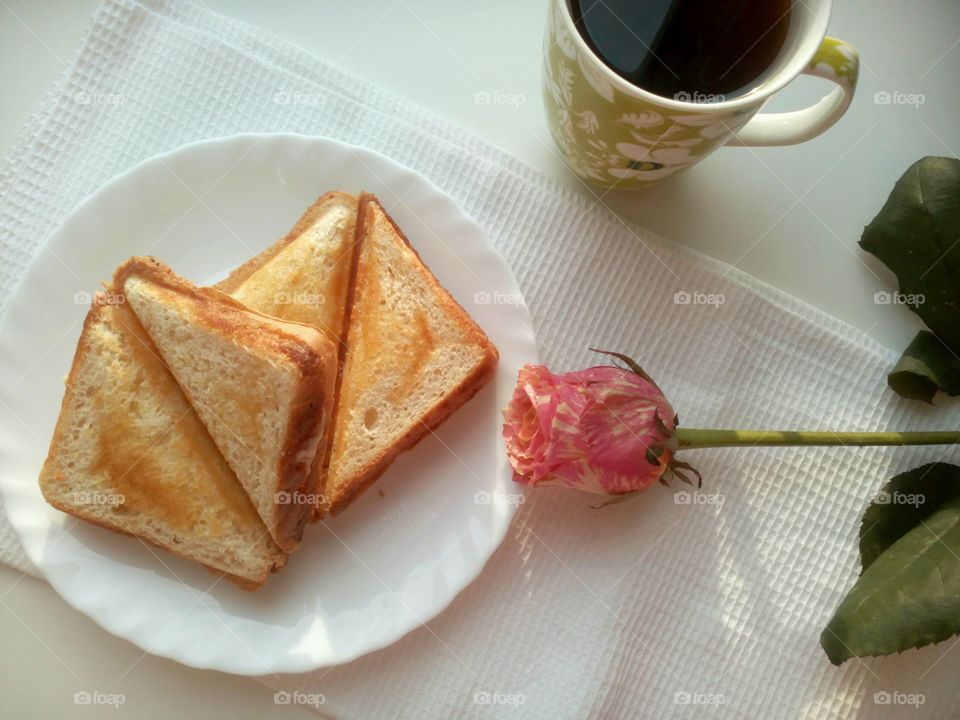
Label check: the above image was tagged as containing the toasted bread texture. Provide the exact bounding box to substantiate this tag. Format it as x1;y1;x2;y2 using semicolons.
38;289;285;589
118;257;336;552
325;194;499;514
214;192;361;518
215;191;359;347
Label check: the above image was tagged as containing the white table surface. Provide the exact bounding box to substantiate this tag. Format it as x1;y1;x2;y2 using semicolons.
1;0;957;717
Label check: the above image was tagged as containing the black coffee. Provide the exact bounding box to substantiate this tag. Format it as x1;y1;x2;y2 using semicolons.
570;0;792;101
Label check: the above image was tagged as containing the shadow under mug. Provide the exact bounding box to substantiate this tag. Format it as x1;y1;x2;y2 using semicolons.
542;0;859;188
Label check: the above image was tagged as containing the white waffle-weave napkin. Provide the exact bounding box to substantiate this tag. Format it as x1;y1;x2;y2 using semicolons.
1;1;958;717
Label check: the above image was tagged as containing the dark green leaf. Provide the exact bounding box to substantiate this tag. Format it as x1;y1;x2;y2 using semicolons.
821;463;960;665
859;462;960;570
859;156;960;360
888;331;960;402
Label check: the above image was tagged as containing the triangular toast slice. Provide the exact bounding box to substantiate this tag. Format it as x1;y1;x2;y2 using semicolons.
118;257;336;552
215;191;359;347
39;288;285;590
214;192;360;517
325;194;499;513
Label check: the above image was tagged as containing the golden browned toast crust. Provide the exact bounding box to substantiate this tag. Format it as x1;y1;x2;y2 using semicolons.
211;192;362;520
327;195;499;514
327;357;496;514
44;493;282;591
40;295;112;468
311;196;366;518
213;191;358;295
115;257;334;551
39;291;285;590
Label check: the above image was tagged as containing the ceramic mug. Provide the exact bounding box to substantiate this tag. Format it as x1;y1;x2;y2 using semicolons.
542;0;859;188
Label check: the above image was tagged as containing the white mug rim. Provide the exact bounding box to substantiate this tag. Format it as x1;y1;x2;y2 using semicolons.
556;0;833;113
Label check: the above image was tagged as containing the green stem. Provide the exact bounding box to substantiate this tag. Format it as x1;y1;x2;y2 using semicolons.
675;428;960;450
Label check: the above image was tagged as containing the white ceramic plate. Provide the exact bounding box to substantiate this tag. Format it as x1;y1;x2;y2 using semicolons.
0;134;538;675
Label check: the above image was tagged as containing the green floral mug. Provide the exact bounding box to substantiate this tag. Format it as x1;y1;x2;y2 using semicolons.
543;0;859;188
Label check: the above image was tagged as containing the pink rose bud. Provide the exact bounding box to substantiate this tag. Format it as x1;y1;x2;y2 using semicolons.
502;362;682;496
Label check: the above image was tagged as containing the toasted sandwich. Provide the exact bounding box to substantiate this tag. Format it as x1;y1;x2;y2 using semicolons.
213;192;361;516
324;194;498;513
215;191;359;346
39;287;285;590
118;257;336;552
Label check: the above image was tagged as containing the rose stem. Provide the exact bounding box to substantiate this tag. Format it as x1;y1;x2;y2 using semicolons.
674;429;960;450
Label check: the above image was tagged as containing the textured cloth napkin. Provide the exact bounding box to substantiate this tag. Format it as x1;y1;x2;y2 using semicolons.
2;1;959;717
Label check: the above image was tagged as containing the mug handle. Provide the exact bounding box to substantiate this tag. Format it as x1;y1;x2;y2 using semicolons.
727;37;860;147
